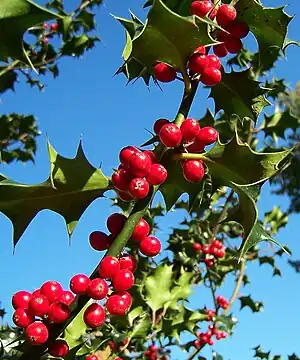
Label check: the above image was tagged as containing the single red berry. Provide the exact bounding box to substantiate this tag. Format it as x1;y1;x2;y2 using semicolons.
48;301;70;323
197;127;218;145
43;37;49;44
182;160;205;182
227;21;249;39
50;22;59;31
143;150;157;163
98;256;120;279
153;62;176;83
180;118;200;142
212;239;223;249
108;341;115;349
25;321;49;345
216;4;237;26
159;123;182;148
48;340;69;357
206;309;215;319
225;36;243;54
70;274;90;295
200;68;222;86
220;332;227;338
192;243;202;252
84;303;105;328
119;146;139;168
190;1;214;18
112;168;132;191
89;231;112;251
204;258;214;267
128;152;152;177
139;236;161;257
188;54;209;75
119;254;136;272
112;269;135;291
114;291;132;308
213;44;228;58
146;163;168;185
202;244;210;253
86;355;99;360
206;54;221;70
194;46;206;55
216;333;222;340
186;139;205;153
154;119;170;135
131;218;150;242
87;278;109;300
42;23;48;29
118;191;134;202
194;339;201;348
107;213;127;235
212;247;225;258
12;291;32;310
106;294;129;316
209;6;218;19
13;308;34;328
129;177;150;199
40;281;63;303
28;294;50;316
60;291;75;306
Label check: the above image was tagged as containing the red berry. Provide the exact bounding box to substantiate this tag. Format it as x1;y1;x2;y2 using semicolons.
40;281;63;303
188;54;209;74
154;119;170;135
200;68;222;86
70;274;90;295
112;269;135;291
48;301;70;323
43;37;49;44
89;231;112;251
208;338;214;346
194;46;206;55
42;23;48;29
114;291;132;308
119;146;139;168
84;303;105;328
213;43;228;58
154;62;176;83
131;218;150;242
186;139;205;153
225;36;243;54
119;254;136;272
139;236;161;257
112;168;132;191
128;152;152;177
98;256;120;279
206;54;221;70
197;127;218;145
50;23;59;31
143;150;157;163
106;294;130;316
190;1;214;18
216;4;237;26
180;118;200;142
204;258;214;267
212;239;223;249
107;213;127;235
192;243;202;252
209;6;218;19
146;163;168;185
86;355;99;360
48;340;69;357
227;21;249;39
32;289;41;297
194;339;201;348
182;160;205;182
60;291;75;306
25;321;49;345
28;294;50;316
129;178;150;199
87;278;109;300
159;123;182;148
213;248;225;258
12;291;32;310
118;191;134;202
13;308;34;328
202;244;210;253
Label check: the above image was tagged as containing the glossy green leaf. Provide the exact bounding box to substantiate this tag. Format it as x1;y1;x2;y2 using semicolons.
0;140;110;246
264;109;299;140
240;295;263;313
130;314;152;338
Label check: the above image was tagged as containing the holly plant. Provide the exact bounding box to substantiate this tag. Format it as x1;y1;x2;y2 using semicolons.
0;0;299;360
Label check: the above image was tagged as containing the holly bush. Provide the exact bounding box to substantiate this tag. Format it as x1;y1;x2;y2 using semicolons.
0;0;299;359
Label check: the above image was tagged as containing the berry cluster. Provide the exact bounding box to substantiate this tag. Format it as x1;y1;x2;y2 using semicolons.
154;117;218;182
144;344;168;360
192;239;226;267
112;146;168;200
90;213;162;258
153;2;249;86
216;295;229;309
194;324;227;348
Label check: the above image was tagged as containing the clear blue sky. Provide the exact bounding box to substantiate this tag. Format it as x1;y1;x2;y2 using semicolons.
1;1;300;359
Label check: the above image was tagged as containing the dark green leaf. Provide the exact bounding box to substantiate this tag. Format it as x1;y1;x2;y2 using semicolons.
264;110;299;140
0;71;18;94
240;295;263;313
253;346;270;359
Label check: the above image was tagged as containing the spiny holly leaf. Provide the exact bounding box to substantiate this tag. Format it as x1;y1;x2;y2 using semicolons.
0;140;110;246
0;0;61;61
209;70;269;122
264;109;299;140
236;0;293;57
130;313;152;338
117;0;214;83
0;71;18;94
263;207;288;235
253;346;271;359
288;355;300;360
240;295;263;313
